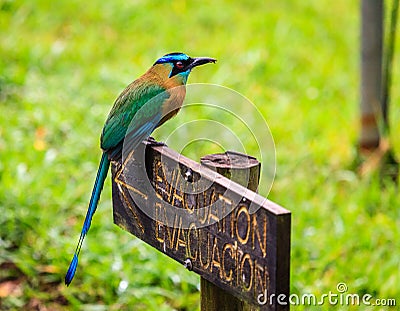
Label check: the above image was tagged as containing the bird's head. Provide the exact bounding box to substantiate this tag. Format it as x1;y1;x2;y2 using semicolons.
152;52;216;84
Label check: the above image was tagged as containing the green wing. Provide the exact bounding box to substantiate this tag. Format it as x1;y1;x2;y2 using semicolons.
100;81;169;152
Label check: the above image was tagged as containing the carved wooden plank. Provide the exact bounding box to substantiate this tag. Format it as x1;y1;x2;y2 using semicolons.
111;141;291;310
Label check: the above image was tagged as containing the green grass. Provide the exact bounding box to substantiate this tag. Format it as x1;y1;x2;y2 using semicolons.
1;0;399;310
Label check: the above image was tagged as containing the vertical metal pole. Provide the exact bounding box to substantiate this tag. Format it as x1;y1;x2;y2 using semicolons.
359;0;384;152
382;0;399;129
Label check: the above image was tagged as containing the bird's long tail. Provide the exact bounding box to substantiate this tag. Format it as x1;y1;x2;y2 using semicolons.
65;152;110;286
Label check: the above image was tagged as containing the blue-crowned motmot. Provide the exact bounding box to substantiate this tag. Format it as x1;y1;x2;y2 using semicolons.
65;52;216;285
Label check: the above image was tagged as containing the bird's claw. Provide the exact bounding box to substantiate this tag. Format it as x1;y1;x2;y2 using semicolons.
144;136;167;147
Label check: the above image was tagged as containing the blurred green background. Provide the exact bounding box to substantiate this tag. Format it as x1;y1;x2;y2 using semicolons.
1;0;399;310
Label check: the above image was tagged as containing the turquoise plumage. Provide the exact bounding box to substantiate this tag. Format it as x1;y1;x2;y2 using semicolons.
65;52;216;285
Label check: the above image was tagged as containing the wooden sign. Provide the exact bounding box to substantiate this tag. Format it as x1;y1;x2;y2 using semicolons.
111;142;290;310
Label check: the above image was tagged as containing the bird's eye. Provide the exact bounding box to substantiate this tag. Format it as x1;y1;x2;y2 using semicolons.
175;61;184;69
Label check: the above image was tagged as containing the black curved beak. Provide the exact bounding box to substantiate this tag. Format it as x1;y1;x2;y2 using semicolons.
188;57;217;70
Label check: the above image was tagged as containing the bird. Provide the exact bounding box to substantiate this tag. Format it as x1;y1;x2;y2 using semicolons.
65;52;216;286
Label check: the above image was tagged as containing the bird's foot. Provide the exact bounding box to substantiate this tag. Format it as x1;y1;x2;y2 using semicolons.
144;136;167;147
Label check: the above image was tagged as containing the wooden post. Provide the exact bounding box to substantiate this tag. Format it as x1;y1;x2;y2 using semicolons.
200;151;261;311
358;1;399;180
359;0;383;152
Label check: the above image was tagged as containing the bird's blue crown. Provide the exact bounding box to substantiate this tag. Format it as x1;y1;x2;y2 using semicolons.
154;52;190;65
